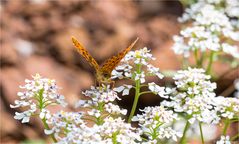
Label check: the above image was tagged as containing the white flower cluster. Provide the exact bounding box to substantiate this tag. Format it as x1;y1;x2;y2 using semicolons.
224;0;239;18
173;1;239;58
112;48;166;98
132;106;182;142
56;125;102;144
112;47;163;81
50;111;102;144
48;83;137;143
148;82;170;99
104;103;127;116
180;0;239;21
45;111;85;137
75;85;120;108
10;74;66;123
123;47;156;65
216;135;231;144
162;68;220;124
48;113;141;144
99;117;141;143
214;96;239;119
75;85;127;122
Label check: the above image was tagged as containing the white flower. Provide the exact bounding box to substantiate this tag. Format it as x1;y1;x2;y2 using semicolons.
11;74;67;123
14;111;31;123
113;48;163;83
13;103;37;123
111;63;132;79
122;47;155;65
214;96;239;119
162;68;219;124
10;100;30;108
146;64;164;79
104;103;127;115
172;35;190;57
99;117;141;143
39;109;51;119
148;82;168;98
74;100;89;108
179;1;239;22
114;84;133;96
111;70;124;79
174;2;239;59
224;0;239;17
216;135;231;144
201;109;220;124
55;124;102;144
82;85;120;103
132;106;181;142
159;127;182;141
222;43;239;59
88;109;101;118
57;117;140;143
45;111;85;141
135;71;145;83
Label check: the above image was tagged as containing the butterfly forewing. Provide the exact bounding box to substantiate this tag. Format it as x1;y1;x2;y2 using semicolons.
72;37;100;71
100;38;139;74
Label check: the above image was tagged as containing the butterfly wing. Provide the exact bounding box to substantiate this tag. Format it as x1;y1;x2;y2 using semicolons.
72;36;100;71
100;38;139;75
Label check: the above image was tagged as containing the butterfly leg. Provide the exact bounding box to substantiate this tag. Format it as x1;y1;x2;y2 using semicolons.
110;81;115;89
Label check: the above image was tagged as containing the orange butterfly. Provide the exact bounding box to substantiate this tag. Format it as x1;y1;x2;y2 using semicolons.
72;36;138;86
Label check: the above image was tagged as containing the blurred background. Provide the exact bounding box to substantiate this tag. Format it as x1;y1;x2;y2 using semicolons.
0;0;238;143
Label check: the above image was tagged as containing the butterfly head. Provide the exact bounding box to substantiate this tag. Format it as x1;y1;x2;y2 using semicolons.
96;70;112;84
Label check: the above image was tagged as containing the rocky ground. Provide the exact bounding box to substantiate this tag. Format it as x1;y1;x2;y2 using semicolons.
0;1;238;143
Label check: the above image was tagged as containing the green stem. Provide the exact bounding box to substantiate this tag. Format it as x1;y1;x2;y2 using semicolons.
112;132;117;144
182;56;189;69
206;51;215;75
38;89;57;143
181;57;186;69
95;102;105;125
199;122;204;144
194;49;200;67
128;64;141;123
42;118;57;142
140;84;149;88
199;51;205;68
180;120;191;144
152;127;158;139
140;91;152;95
151;122;163;140
96;117;104;125
223;119;230;135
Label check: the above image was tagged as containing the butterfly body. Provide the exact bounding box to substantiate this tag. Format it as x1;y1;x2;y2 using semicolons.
72;36;138;86
95;70;111;85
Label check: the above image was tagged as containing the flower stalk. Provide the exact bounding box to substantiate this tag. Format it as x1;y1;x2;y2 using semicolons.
42;118;57;142
128;64;141;123
194;48;200;67
223;119;230;135
38;89;57;143
180;120;190;144
199;122;204;144
206;51;215;75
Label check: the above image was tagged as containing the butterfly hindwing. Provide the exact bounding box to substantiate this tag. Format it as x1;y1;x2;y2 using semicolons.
72;37;100;71
100;38;138;74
